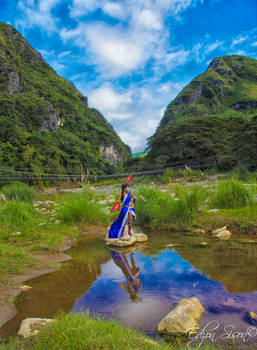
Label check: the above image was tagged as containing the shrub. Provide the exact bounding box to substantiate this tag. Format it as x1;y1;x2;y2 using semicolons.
1;182;36;202
0;200;38;227
229;164;256;182
58;191;109;225
159;170;175;184
211;179;254;209
135;187;202;229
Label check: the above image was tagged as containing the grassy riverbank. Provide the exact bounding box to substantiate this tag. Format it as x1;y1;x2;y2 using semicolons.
0;184;110;284
134;178;257;233
0;174;256;282
0;313;218;350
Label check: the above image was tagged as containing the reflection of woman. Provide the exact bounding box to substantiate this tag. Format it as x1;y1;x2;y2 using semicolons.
108;182;136;239
111;251;142;301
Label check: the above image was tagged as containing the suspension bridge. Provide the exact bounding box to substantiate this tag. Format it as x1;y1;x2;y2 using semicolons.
0;156;219;183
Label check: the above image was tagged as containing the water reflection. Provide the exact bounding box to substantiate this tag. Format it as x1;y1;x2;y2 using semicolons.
1;229;257;349
111;250;142;301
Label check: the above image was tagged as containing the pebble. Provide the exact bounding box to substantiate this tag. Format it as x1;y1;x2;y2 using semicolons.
19;285;32;292
197;241;209;247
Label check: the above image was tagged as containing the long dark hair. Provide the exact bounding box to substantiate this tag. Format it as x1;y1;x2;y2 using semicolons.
121;183;128;201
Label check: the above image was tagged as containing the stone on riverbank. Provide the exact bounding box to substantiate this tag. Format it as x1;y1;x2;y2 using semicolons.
18;318;54;338
157;297;205;335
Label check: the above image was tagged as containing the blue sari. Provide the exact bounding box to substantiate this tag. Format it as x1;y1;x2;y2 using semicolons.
108;191;136;238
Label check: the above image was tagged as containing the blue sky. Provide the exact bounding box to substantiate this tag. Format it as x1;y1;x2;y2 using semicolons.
1;0;257;151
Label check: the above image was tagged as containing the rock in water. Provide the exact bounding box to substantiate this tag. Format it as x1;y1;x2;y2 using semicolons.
211;226;232;240
212;226;227;235
18;318;54;338
19;285;32;292
197;242;208;247
193;229;206;235
105;227;148;247
249;312;257;320
216;230;232;240
157;297;205;335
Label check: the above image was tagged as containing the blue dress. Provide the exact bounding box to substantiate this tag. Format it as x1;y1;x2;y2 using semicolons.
108;191;136;238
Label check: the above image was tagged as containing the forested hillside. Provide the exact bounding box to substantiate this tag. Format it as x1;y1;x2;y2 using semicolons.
148;55;257;170
0;23;131;175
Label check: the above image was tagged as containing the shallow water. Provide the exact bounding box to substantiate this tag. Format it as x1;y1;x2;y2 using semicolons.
1;229;257;348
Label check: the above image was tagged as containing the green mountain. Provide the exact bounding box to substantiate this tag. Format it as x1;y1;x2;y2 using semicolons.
148;55;257;170
0;23;131;175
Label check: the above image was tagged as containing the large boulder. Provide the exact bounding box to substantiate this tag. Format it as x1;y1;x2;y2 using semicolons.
157;297;205;335
18;318;54;338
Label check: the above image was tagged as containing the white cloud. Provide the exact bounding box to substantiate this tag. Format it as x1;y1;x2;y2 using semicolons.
61;0;203;77
232;35;248;46
58;51;72;59
251;41;257;47
88;83;132;114
86;81;185;151
86;24;145;74
102;2;125;19
69;0;101;17
134;9;162;30
16;0;60;33
205;40;224;54
51;59;65;73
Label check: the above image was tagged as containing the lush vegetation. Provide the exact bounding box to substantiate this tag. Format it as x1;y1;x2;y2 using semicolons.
148;55;257;170
0;23;131;175
58;187;109;225
132;176;257;232
135;185;208;230
0;183;109;281
211;178;254;209
1;181;36;202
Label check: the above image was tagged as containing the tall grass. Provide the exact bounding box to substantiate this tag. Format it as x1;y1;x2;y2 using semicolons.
29;312;218;350
1;182;36;202
0;242;32;277
0;200;38;227
0;200;78;278
33;312;169;350
211;179;254;209
58;187;109;225
135;186;209;229
229;164;257;182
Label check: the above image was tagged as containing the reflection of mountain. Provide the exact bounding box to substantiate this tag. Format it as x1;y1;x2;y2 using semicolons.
72;245;257;338
0;236;111;338
142;230;257;294
175;241;257;294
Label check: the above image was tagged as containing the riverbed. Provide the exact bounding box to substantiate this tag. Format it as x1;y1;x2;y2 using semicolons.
1;229;257;348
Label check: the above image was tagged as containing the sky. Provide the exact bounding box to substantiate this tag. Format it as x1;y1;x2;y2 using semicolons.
1;0;257;152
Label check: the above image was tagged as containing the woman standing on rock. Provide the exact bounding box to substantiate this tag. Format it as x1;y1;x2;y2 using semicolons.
108;176;136;239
